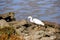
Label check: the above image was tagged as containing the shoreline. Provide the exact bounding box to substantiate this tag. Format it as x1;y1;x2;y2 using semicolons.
0;12;60;40
0;19;60;40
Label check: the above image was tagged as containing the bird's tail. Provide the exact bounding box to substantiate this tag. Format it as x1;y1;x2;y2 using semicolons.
41;22;45;26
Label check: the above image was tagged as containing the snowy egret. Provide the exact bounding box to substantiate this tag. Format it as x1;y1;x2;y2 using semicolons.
28;16;44;26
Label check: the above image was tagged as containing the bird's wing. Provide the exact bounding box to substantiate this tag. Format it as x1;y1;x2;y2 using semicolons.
33;18;43;23
33;18;44;25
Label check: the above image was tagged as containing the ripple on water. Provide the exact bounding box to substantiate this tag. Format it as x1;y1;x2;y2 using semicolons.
0;0;60;24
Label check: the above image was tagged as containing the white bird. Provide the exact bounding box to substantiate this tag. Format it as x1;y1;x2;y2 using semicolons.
28;16;44;26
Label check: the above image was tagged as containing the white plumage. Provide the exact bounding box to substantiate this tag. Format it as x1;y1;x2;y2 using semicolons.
28;16;44;26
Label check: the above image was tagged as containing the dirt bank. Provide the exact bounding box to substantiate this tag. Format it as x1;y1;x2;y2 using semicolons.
0;12;60;40
0;19;60;40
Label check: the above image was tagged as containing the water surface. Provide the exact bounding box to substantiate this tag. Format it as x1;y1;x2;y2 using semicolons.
0;0;60;24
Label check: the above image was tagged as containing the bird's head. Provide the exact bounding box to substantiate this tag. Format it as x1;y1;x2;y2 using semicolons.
28;16;32;19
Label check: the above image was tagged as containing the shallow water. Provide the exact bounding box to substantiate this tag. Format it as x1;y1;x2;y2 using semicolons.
0;0;60;24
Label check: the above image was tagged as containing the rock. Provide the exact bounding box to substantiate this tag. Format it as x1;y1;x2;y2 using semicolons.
17;19;27;25
50;36;56;40
8;20;28;35
45;27;56;35
0;19;10;29
24;36;32;40
15;26;25;35
44;21;60;29
0;12;15;22
40;35;56;40
40;37;56;40
29;30;45;40
13;20;27;27
55;33;60;40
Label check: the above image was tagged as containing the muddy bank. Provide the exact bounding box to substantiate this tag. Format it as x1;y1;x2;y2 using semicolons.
0;12;60;40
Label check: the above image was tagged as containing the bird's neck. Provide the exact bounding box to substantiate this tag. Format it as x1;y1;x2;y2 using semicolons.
30;17;33;22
